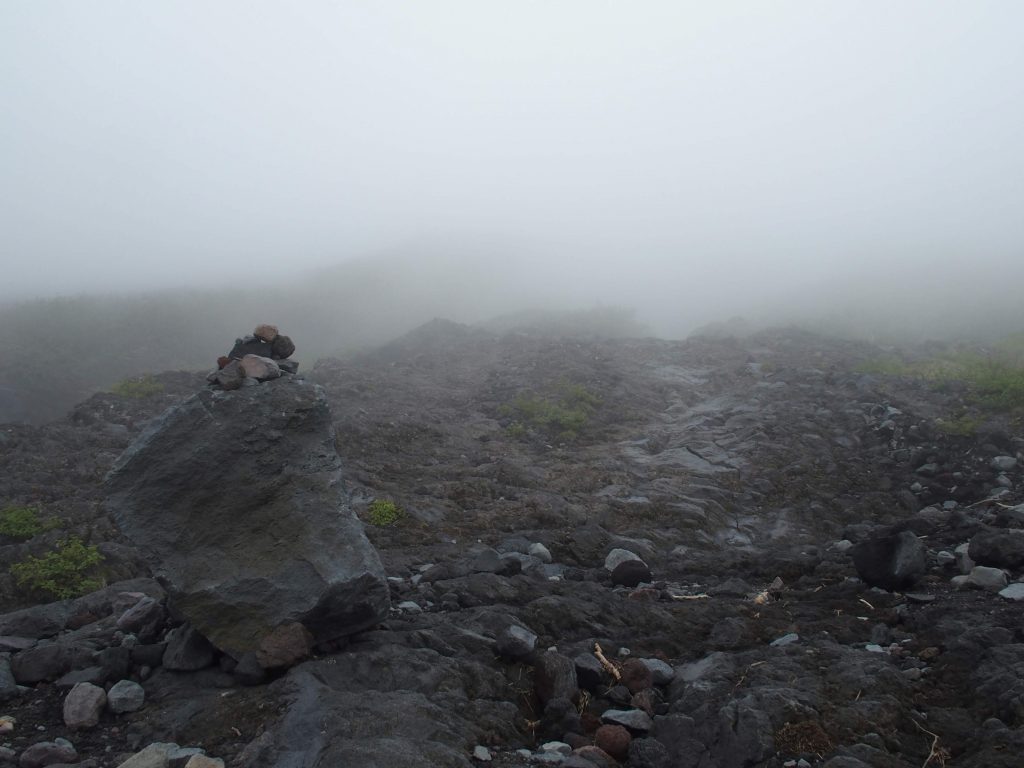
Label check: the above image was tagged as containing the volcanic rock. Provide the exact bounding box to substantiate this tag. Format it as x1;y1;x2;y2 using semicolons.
238;355;281;381
595;724;632;760
271;334;296;360
969;530;1024;569
107;679;145;713
63;682;106;729
610;559;653;587
104;377;389;666
18;740;78;768
850;530;926;591
162;624;214;671
534;651;578;705
227;336;273;360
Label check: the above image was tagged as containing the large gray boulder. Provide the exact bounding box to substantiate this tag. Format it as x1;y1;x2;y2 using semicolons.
104;378;389;666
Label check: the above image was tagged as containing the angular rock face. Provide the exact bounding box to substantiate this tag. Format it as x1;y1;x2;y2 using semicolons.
104;378;389;665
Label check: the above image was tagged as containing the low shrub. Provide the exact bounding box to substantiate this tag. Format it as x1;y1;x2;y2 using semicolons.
502;382;601;441
366;499;405;527
10;537;105;600
0;505;48;539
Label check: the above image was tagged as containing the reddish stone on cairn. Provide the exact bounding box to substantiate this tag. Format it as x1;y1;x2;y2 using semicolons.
594;724;632;760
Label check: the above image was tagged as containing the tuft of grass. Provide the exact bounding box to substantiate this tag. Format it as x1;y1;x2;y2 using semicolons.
110;374;164;398
0;505;53;540
501;382;601;441
10;537;105;600
365;499;405;527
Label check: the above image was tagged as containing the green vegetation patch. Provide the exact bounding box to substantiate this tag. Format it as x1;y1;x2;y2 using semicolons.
0;505;48;539
365;499;405;527
110;374;164;398
502;382;601;441
10;537;105;600
860;340;1024;418
934;413;983;437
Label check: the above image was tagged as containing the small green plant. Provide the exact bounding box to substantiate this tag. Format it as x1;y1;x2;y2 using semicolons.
860;341;1024;416
0;505;49;539
501;382;601;441
110;374;164;398
10;537;105;600
366;499;405;527
935;413;982;437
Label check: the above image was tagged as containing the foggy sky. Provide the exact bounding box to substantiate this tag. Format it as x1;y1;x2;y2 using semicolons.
2;2;1023;333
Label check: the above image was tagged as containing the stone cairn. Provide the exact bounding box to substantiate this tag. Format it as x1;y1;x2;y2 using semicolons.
206;323;298;390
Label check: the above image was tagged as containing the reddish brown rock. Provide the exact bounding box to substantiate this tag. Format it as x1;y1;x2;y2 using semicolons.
620;658;653;694
595;724;632;760
256;622;314;669
630;688;657;715
217;355;231;369
573;745;615;768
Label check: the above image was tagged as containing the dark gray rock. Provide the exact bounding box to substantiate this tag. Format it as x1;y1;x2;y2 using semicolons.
130;642;166;668
228;336;273;360
604;548;643;571
104;378;390;665
210;360;244;390
470;548;504;574
0;602;71;641
640;658;674;686
850;530;926;591
627;738;670;768
534;651;578;706
574;652;604;691
969;530;1024;569
0;635;36;652
116;596;165;641
278;360;300;375
611;559;652;587
107;679;146;713
55;667;105;688
495;624;537;660
0;653;18;701
601;708;654;733
162;625;215;671
18;741;78;768
10;641;93;685
95;646;131;682
271;335;296;360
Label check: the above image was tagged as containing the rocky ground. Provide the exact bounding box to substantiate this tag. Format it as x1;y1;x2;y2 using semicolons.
2;322;1023;768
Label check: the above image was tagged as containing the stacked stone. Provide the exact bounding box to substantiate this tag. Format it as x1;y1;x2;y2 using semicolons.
207;324;298;390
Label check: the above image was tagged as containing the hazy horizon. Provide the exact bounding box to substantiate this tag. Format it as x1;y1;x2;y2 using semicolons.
3;2;1023;336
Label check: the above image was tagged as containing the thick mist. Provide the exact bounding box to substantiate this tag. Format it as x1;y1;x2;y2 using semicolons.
2;2;1023;337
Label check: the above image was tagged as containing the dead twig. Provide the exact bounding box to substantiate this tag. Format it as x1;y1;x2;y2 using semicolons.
732;660;766;691
859;598;875;610
594;643;621;681
912;718;949;768
673;593;711;601
965;498;1017;510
